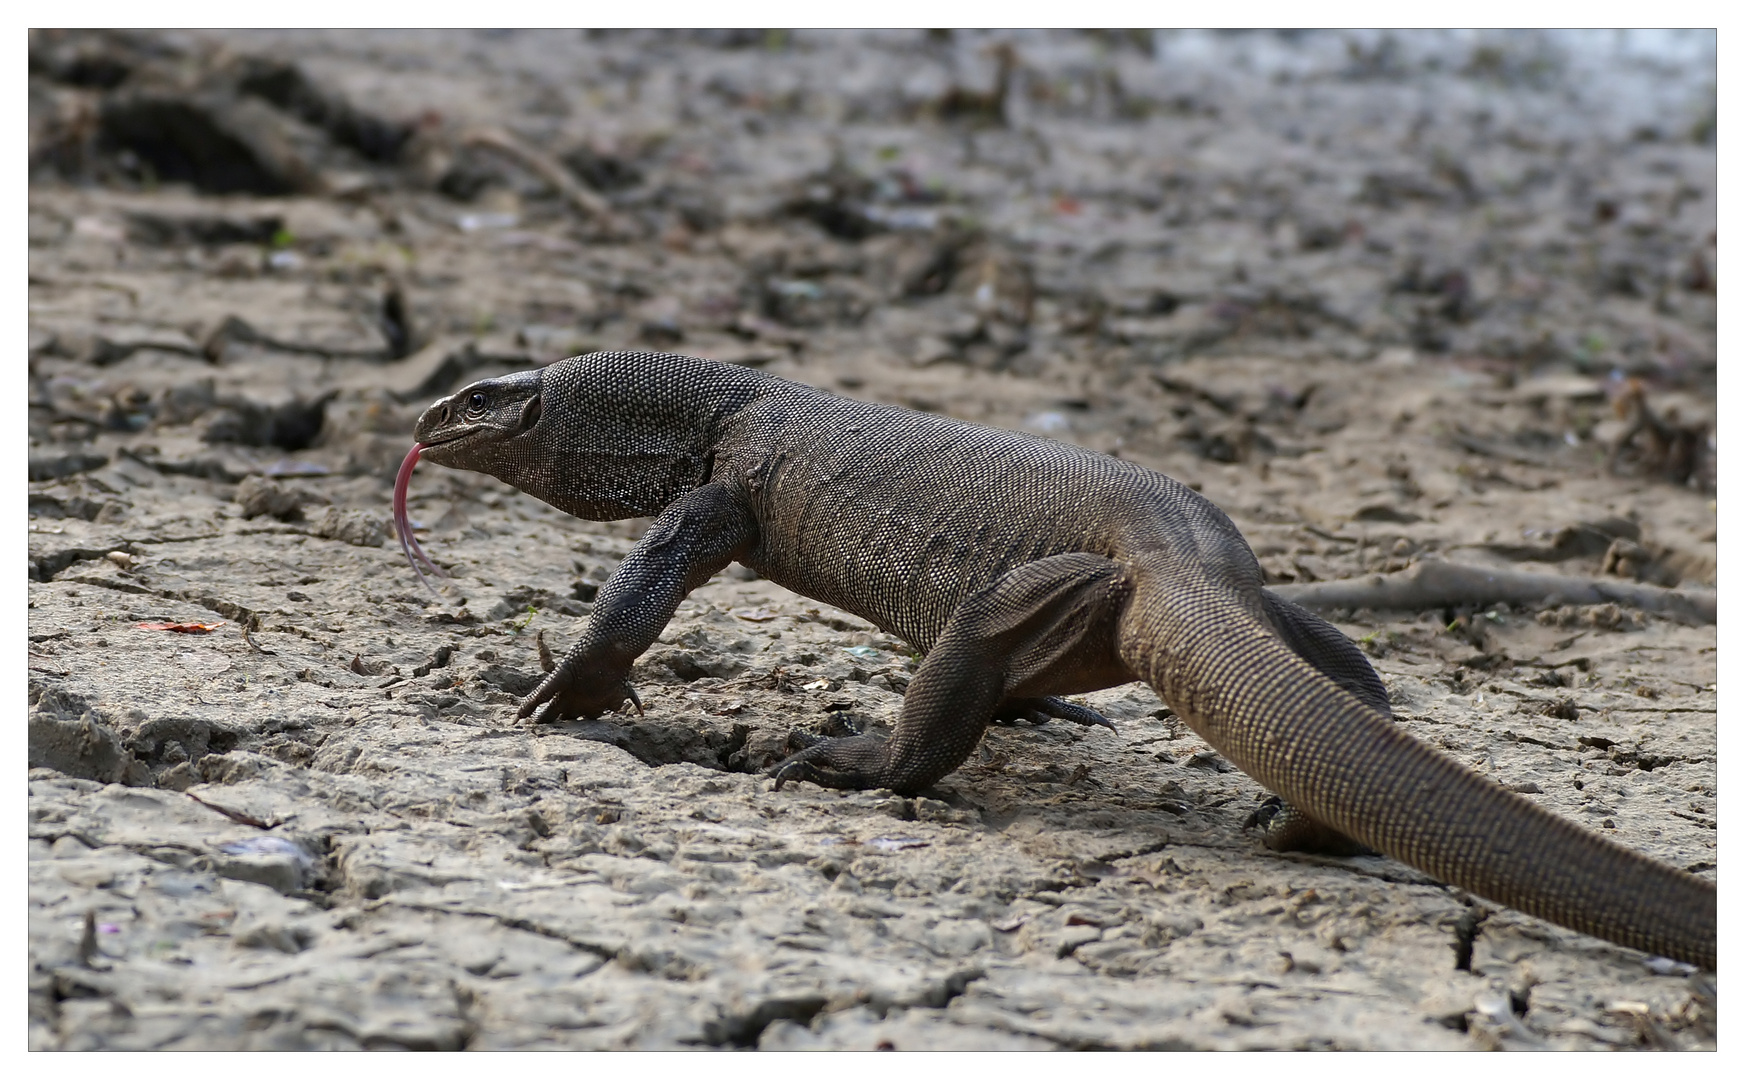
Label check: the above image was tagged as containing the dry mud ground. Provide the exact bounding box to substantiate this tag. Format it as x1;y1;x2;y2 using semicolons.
26;30;1717;1050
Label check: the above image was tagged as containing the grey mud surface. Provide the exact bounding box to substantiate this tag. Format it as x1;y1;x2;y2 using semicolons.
28;30;1716;1049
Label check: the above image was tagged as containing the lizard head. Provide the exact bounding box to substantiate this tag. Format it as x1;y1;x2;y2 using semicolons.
393;369;547;590
413;368;546;466
407;352;767;524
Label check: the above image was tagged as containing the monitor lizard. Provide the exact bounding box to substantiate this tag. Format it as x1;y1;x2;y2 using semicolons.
396;350;1715;970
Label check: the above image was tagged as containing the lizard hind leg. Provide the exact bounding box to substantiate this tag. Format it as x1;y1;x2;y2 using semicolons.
1260;591;1391;715
1246;591;1393;854
770;552;1132;795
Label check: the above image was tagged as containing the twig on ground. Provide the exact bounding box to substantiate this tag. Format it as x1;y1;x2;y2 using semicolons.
1270;560;1715;623
79;910;101;967
536;630;556;673
242;612;274;655
463;127;617;224
1450;431;1556;468
186;793;278;830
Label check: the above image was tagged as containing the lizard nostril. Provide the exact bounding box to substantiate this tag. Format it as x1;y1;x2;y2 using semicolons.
440;405;450;423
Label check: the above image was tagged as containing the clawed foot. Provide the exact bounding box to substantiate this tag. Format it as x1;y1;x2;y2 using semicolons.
768;731;892;791
992;696;1116;730
1243;795;1375;857
517;663;644;724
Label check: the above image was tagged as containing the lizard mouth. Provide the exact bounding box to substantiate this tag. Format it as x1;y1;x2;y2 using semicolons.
393;442;445;592
395;387;542;591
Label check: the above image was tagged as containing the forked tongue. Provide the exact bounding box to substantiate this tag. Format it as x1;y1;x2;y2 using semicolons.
394;443;445;593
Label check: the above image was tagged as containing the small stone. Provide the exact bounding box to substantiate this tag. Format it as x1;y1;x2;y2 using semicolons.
309;507;388;548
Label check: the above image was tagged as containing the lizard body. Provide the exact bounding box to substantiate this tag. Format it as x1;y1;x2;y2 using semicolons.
405;350;1715;969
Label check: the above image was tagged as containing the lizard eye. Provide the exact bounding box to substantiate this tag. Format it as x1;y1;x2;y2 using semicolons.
467;392;487;411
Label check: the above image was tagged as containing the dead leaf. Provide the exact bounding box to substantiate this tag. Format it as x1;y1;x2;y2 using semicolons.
136;621;224;634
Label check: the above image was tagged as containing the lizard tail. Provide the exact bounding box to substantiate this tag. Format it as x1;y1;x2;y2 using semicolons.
1117;580;1716;970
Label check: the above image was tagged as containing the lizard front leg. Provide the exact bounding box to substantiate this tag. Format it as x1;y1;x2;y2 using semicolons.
520;483;757;724
771;552;1130;794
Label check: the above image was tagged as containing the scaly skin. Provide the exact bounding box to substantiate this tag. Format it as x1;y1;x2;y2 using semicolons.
407;351;1715;970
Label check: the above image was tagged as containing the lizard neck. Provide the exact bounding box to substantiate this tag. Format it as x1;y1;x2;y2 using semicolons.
499;351;774;521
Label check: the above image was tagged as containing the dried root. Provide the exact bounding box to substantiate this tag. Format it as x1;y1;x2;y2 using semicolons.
462;127;618;225
1271;559;1715;624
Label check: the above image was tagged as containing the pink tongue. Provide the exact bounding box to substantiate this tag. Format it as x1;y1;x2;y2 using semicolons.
394;442;444;592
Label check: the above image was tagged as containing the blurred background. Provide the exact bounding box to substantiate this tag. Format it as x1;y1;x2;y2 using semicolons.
29;30;1716;471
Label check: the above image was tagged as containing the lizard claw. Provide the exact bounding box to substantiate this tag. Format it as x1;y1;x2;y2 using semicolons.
769;730;827;789
1242;794;1286;832
767;732;891;791
995;697;1116;730
769;759;807;792
1034;696;1115;729
518;664;643;723
769;755;852;793
1245;795;1374;856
